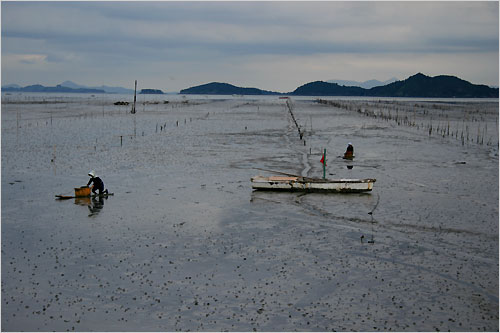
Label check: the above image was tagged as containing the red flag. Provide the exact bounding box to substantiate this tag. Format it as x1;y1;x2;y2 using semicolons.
320;154;326;166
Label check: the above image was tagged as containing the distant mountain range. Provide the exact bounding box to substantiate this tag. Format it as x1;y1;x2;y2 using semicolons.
2;84;106;94
2;81;134;94
3;74;498;98
181;73;498;98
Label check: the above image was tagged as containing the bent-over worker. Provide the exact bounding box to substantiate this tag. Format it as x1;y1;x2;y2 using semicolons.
87;170;108;195
344;142;354;159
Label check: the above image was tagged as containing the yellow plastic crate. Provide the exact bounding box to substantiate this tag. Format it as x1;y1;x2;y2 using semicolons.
74;186;91;197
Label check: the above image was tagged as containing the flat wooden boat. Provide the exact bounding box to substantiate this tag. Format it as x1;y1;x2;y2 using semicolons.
251;175;375;193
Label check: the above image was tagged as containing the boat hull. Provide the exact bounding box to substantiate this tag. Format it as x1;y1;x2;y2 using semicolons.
251;176;375;193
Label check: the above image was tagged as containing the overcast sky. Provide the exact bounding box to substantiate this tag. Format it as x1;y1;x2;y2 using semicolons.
1;1;498;92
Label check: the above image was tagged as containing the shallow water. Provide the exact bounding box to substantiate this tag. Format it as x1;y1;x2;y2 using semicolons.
2;93;498;331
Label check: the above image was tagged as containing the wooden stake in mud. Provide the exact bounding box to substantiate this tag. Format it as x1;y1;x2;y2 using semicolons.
52;145;57;175
131;80;137;114
16;109;19;141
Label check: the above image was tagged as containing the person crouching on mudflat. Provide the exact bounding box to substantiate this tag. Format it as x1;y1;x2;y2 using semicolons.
344;142;354;159
87;170;108;195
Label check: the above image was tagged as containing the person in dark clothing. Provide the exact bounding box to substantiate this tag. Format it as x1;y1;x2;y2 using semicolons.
87;170;108;195
344;142;354;159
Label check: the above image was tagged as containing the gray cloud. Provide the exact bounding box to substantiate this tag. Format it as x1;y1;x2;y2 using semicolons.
2;1;498;91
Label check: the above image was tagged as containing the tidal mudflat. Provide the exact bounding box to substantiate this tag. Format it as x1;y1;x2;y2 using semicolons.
1;93;498;331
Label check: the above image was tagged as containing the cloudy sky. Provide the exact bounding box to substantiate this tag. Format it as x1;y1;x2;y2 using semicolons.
1;1;498;92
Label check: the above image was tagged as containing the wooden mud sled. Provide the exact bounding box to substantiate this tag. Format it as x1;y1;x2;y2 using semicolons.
55;186;114;200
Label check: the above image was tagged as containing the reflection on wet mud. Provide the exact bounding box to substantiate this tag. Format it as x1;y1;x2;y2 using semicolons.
74;196;106;217
74;197;91;206
250;190;298;204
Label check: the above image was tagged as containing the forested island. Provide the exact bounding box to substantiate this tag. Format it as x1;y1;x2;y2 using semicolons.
180;82;279;95
140;89;164;94
181;73;498;98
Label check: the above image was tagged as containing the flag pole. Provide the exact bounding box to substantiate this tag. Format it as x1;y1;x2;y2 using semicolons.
323;148;326;179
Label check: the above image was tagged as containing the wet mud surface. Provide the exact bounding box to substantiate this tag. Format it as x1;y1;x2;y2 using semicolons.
2;93;498;331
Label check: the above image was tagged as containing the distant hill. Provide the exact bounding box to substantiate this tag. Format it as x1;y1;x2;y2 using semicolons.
2;83;21;89
291;73;498;98
180;82;280;95
140;89;164;94
368;73;498;98
60;81;134;94
59;80;88;89
327;78;398;89
2;84;105;94
291;81;366;96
